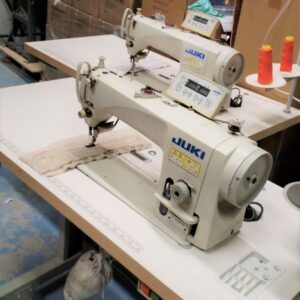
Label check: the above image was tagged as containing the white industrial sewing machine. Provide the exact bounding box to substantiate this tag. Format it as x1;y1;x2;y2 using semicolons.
75;11;272;250
121;8;243;118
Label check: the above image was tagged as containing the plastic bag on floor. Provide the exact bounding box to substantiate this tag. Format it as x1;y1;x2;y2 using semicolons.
64;250;113;300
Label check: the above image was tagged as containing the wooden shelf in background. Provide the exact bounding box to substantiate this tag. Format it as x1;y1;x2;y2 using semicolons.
0;46;44;74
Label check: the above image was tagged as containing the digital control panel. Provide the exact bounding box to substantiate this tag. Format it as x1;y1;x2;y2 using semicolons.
182;10;222;39
167;72;230;118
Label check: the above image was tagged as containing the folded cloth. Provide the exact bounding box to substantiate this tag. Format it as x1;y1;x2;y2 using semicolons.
20;127;151;177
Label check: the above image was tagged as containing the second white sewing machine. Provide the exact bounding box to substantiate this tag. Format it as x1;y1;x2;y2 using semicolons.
75;10;272;250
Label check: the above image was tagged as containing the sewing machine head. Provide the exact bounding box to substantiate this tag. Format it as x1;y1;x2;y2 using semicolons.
121;8;244;88
75;54;272;250
74;9;272;251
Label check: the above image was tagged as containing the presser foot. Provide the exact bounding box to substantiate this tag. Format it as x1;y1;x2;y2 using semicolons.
129;58;137;80
85;119;119;148
86;127;99;148
129;51;149;78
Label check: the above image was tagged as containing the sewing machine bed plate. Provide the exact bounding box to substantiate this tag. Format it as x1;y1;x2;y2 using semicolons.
0;79;299;300
78;145;162;224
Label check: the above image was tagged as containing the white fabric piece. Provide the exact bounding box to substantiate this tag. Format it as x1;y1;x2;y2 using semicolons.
20;127;151;176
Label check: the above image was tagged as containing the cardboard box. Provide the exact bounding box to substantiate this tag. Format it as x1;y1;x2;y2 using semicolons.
70;9;93;37
60;0;72;5
234;0;300;103
72;0;100;18
90;18;116;35
99;0;141;26
47;0;72;38
70;8;115;37
142;0;194;27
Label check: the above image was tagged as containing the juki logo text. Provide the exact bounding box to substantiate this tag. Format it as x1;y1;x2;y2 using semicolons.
185;48;206;60
172;137;206;160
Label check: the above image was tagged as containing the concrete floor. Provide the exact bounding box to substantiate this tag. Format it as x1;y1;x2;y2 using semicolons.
0;165;61;285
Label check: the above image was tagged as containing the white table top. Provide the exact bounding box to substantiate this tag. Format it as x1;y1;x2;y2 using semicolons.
0;79;299;299
26;35;300;142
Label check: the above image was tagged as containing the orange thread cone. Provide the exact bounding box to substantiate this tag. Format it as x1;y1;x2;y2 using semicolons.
280;36;294;72
258;45;273;84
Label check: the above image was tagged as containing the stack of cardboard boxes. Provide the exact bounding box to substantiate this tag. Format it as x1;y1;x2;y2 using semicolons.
142;0;195;27
47;0;208;39
47;0;141;39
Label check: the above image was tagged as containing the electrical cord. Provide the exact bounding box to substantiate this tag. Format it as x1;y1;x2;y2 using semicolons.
244;202;264;222
230;87;243;107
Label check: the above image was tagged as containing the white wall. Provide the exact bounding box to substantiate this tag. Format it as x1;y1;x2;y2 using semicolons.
0;1;12;35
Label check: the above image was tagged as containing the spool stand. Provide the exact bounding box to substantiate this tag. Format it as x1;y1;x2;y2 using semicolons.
246;49;300;114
